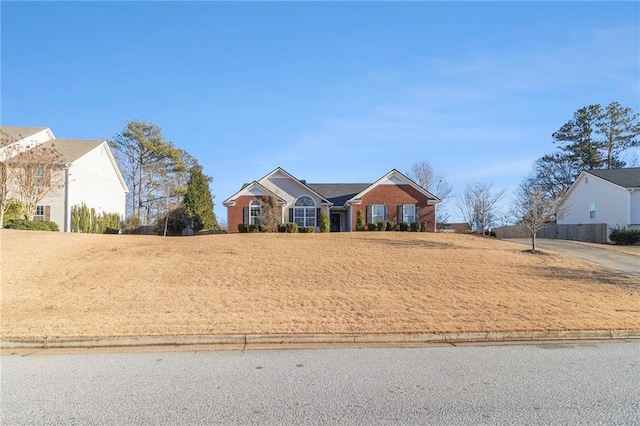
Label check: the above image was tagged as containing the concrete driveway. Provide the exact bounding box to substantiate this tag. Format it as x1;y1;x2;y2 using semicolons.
506;239;640;278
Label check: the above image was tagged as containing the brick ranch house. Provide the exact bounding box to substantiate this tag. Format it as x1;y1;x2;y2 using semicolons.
223;167;440;233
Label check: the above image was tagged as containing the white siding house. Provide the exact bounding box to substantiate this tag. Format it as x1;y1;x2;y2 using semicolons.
1;126;128;232
557;168;640;238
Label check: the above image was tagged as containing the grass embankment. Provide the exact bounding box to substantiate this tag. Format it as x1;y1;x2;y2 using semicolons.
1;229;638;338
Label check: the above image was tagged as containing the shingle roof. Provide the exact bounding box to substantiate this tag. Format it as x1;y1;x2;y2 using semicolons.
39;139;104;163
0;126;48;144
587;168;640;188
307;183;371;207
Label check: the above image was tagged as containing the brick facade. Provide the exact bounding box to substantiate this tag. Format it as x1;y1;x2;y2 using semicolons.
351;184;435;232
225;168;439;233
227;195;280;234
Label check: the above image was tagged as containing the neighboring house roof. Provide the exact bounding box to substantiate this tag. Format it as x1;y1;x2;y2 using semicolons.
3;126;129;199
561;167;640;205
0;126;50;143
39;139;104;163
37;138;128;193
586;168;640;189
307;183;370;207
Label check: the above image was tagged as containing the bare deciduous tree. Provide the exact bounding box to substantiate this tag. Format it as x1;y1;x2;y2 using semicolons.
407;160;454;231
407;160;453;201
457;182;505;233
0;130;20;226
528;152;581;200
1;130;63;223
511;181;563;252
13;144;64;220
259;193;282;233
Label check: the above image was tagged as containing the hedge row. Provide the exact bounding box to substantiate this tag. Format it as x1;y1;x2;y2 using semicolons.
364;221;428;232
4;219;59;232
609;227;640;245
239;222;316;234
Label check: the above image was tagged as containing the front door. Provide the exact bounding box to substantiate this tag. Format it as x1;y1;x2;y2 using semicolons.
330;214;341;232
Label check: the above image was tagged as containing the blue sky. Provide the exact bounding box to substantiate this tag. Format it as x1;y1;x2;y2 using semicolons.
2;1;639;223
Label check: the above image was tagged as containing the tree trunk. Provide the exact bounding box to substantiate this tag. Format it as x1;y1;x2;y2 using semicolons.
531;232;537;251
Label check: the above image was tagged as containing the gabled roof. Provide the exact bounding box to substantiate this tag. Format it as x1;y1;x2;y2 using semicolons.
560;168;640;206
307;183;370;207
43;139;128;193
347;169;440;204
39;139;103;163
0;126;50;144
225;168;442;208
222;181;287;206
224;167;333;206
260;167;333;205
586;168;640;188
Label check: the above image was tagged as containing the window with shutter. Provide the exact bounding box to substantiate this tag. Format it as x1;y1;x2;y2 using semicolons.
371;205;385;223
34;205;45;221
249;200;262;225
402;204;416;223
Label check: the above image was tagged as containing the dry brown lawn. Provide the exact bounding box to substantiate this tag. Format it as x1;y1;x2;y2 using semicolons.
1;229;639;339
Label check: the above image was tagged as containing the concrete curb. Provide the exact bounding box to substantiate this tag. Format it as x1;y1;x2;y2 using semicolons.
2;330;639;349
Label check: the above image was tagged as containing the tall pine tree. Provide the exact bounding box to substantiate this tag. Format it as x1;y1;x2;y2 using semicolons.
530;102;640;198
183;164;218;231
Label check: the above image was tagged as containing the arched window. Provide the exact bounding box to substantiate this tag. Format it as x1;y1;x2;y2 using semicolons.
249;200;262;225
294;196;316;228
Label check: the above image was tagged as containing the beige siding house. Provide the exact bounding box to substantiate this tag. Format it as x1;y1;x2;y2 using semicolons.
1;126;128;232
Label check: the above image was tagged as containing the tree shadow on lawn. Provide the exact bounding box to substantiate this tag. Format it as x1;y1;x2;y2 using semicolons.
369;237;459;250
521;264;640;288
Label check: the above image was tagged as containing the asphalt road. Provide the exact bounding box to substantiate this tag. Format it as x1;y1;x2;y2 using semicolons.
2;342;639;425
507;238;640;278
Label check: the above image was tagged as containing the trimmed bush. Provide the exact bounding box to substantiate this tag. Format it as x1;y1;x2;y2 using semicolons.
237;223;249;233
285;222;298;233
5;219;59;232
299;226;316;233
386;221;395;231
410;222;421;232
258;224;268;233
377;221;387;231
4;199;23;222
319;210;329;233
278;224;287;233
420;221;428;232
356;210;365;231
609;227;640;245
248;224;259;233
367;223;377;231
400;222;409;231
